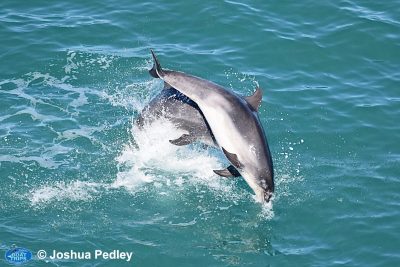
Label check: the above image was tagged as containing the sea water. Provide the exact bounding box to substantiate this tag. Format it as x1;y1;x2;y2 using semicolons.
1;1;399;266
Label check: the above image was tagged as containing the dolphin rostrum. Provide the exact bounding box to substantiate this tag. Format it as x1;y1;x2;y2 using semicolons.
148;50;274;202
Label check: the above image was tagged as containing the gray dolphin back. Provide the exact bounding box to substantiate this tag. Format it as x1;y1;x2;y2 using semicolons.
135;87;216;147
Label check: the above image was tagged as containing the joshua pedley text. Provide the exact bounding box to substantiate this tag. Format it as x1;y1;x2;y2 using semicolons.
48;249;133;262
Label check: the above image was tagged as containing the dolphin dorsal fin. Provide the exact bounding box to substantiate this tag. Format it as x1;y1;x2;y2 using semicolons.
149;49;164;78
245;87;263;111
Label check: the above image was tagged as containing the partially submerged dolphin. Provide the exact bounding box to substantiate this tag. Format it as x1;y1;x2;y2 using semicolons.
149;50;274;202
135;85;216;147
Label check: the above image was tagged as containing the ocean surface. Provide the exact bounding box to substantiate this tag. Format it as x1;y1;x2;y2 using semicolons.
1;1;399;266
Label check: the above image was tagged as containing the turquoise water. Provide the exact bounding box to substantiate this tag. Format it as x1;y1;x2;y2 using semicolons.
1;1;399;266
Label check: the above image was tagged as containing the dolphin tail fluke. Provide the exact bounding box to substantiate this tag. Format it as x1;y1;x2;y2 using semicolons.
149;49;163;78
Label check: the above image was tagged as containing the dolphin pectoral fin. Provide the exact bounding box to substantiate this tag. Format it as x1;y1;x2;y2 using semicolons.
213;165;241;177
169;134;194;146
245;87;263;111
213;169;232;177
149;49;164;78
221;147;242;168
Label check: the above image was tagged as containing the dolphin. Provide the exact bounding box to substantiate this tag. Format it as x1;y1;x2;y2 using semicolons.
148;50;274;202
135;85;217;147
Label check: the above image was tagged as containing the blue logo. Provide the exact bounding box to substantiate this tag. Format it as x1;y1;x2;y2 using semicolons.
5;247;32;265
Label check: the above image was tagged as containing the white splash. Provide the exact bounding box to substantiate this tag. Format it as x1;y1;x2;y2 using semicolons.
111;118;234;195
29;180;105;205
58;125;105;141
0;155;59;169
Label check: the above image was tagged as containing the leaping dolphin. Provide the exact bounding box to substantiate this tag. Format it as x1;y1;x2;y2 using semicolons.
148;50;274;202
135;85;217;147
